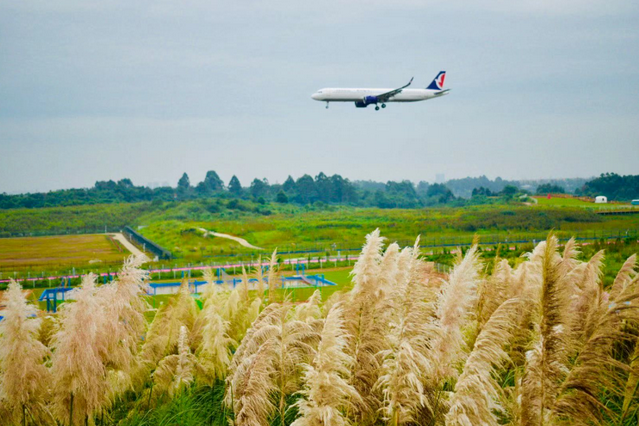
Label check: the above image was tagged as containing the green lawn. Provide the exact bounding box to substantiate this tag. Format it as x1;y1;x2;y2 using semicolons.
532;196;595;207
137;203;639;262
0;234;130;274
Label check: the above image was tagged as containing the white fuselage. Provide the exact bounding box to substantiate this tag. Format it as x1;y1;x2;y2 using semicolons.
311;88;445;103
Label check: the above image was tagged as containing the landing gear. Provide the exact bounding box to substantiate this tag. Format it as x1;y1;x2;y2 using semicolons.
375;106;380;111
325;102;329;109
381;103;386;108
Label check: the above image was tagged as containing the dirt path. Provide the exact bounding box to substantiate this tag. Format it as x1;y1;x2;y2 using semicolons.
111;233;146;257
197;228;264;250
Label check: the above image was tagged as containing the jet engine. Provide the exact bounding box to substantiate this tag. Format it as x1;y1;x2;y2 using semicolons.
354;96;378;108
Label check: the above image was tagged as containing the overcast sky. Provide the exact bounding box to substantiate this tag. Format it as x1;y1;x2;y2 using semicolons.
1;0;638;193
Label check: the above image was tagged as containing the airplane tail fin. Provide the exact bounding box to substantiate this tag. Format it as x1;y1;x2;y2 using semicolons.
426;71;446;90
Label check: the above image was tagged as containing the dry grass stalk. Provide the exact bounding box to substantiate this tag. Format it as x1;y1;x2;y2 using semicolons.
197;295;236;384
446;297;525;426
552;274;639;425
254;256;266;297
96;256;149;388
342;229;390;422
51;273;109;425
139;279;198;379
0;279;52;425
152;326;197;399
376;243;435;425
292;305;360;426
428;244;481;384
267;249;282;303
228;302;318;426
520;236;572;426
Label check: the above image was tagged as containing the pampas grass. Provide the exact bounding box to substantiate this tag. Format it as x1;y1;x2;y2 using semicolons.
4;230;639;426
376;242;435;426
292;305;360;426
51;273;109;425
0;279;52;425
446;297;526;426
153;326;197;399
342;229;390;423
428;244;481;384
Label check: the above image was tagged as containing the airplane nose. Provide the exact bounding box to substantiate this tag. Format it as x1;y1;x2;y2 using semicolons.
311;92;320;100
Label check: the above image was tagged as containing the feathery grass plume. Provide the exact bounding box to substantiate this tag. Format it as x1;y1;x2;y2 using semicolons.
253;256;266;297
51;273;109;426
233;338;279;426
376;243;435;426
96;256;149;386
152;326;197;400
476;258;512;334
228;303;318;426
241;265;251;303
428;243;481;384
446;297;526;426
0;279;52;425
139;279;198;374
295;290;323;323
569;250;605;346
342;229;389;422
350;228;385;299
292;305;360;426
196;294;236;384
226;303;289;386
551;272;639;425
378;242;400;292
610;254;637;299
520;235;572;426
267;249;281;303
559;237;581;275
201;267;219;300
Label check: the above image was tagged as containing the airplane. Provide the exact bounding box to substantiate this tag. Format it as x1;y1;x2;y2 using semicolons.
311;71;449;110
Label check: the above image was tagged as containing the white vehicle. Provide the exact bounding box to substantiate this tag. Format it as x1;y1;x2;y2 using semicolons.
311;71;450;110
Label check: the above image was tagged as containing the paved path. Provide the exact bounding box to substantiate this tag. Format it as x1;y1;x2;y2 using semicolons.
111;233;146;257
198;228;264;250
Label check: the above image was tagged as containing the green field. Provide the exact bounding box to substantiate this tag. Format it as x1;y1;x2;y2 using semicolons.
2;199;639;280
137;203;639;260
532;195;597;207
0;234;130;275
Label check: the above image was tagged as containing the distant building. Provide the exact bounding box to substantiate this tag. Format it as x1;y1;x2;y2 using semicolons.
595;195;608;204
436;173;445;184
632;199;639;206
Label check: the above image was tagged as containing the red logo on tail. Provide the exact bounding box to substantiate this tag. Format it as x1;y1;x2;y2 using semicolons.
437;73;446;88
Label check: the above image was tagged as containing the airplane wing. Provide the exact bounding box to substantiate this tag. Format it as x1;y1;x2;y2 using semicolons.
375;77;413;101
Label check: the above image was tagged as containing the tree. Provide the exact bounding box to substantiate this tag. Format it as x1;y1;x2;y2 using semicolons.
250;178;269;199
177;173;191;190
536;183;566;195
228;175;243;196
117;178;134;188
203;171;225;192
315;172;331;203
295;175;318;204
276;190;288;203
426;183;455;204
283;176;297;193
472;187;495;197
500;185;518;198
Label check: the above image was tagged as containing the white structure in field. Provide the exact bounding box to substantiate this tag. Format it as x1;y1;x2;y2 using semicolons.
595;195;608;204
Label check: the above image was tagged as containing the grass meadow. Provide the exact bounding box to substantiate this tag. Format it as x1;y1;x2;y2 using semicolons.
0;234;129;275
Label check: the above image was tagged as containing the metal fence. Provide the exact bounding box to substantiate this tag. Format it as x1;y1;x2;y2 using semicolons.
124;226;172;259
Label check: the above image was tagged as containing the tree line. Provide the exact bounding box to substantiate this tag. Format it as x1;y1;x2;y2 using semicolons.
0;171;457;210
1;171;636;211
